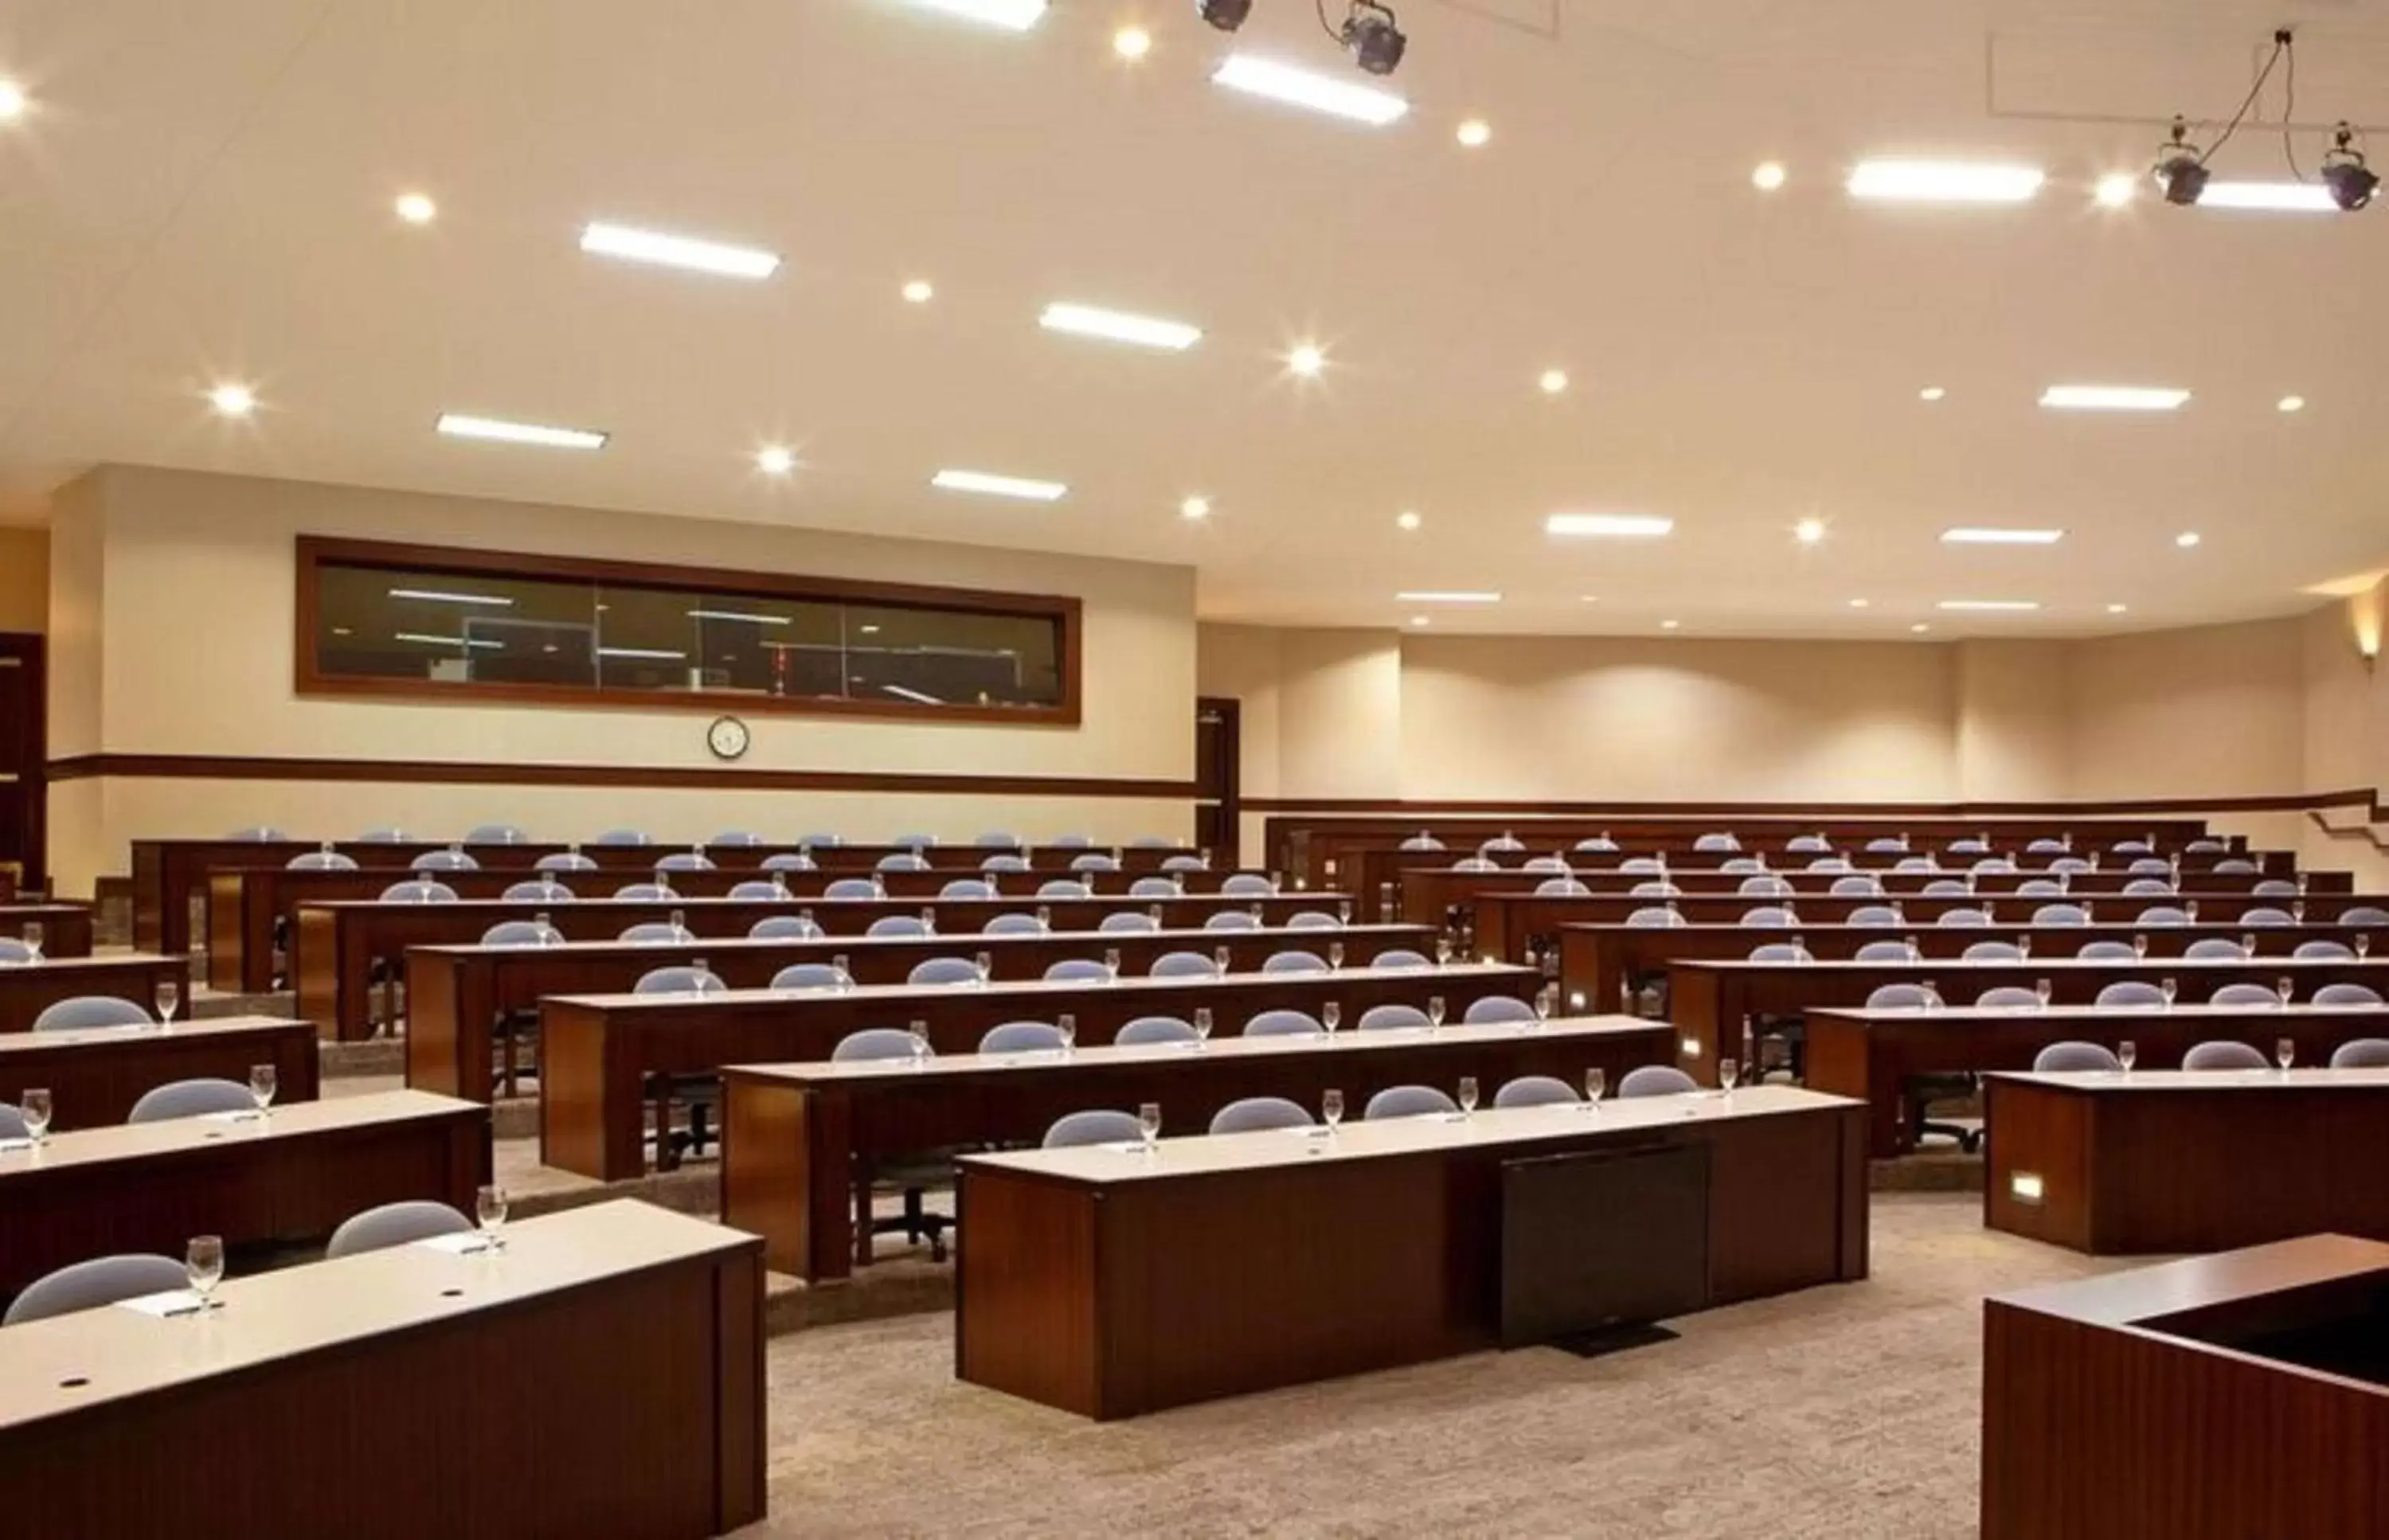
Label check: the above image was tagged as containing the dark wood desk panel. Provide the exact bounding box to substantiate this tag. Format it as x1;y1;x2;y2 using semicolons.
721;1015;1672;1283
1983;1234;2389;1539
299;893;1338;1043
0;1015;318;1132
0;955;189;1035
0;1200;764;1540
0;903;96;960
1983;1069;2389;1253
0;1090;487;1300
406;923;1432;1103
542;963;1539;1181
1807;1004;2389;1157
955;1085;1868;1417
1670;957;2389;1087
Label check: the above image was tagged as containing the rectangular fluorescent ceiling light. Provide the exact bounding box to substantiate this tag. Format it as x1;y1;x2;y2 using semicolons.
578;221;781;279
389;588;513;606
904;0;1047;29
1211;55;1409;127
1546;513;1674;538
1846;159;2046;204
2198;181;2338;213
596;646;687;660
395;631;502;650
931;468;1067;501
1038;303;1202;352
687;609;790;626
436;413;608;450
2039;385;2191;412
1941;527;2066;545
1937;600;2042;612
1396;591;1502;604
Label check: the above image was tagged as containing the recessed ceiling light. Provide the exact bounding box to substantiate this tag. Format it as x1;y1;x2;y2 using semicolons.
1793;518;1826;545
1410;614;1430;627
2094;172;2137;208
1212;54;1409;127
1847;599;1871;608
1180;495;1212;520
1546;513;1673;538
1287;343;1327;377
578;221;781;280
756;446;796;475
1937;600;2041;612
1397;591;1500;604
1918;385;1946;402
1579;595;1599;604
2176;531;2202;549
932;468;1067;502
1538;369;1570;395
1395;510;1421;531
1456;119;1491;148
2278;394;2306;413
1941;526;2065;545
1751;161;1787;191
1911;623;1931;634
1660;620;1681;631
1112;25;1151;59
2198;181;2338;213
1846;159;2045;204
0;81;26;121
905;0;1048;29
2106;603;2129;614
1039;302;1202;351
901;279;935;303
436;412;608;449
208;383;256;419
2039;384;2190;412
394;192;437;225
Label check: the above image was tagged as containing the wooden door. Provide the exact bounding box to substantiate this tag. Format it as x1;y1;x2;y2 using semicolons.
1194;696;1240;867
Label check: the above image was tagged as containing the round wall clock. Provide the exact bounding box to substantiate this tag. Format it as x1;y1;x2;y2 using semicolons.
706;714;752;760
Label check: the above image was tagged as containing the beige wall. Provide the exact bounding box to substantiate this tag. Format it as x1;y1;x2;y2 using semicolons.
2063;617;2306;800
0;526;46;633
48;466;1199;892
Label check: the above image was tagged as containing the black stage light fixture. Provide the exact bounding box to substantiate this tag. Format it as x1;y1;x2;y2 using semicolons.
2322;122;2378;212
1196;0;1253;31
1339;0;1406;75
2152;116;2210;206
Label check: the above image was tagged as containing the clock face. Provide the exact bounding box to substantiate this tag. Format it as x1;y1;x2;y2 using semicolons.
706;715;750;760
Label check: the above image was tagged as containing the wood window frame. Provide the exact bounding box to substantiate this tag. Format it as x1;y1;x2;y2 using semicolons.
294;534;1083;727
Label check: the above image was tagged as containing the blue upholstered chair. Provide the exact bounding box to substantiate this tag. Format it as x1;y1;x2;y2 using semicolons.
2034;1040;2122;1073
2208;983;2283;1008
908;956;981;986
1462;996;1535;1025
1365;1085;1458;1120
1617;1065;1698;1097
2096;980;2167;1007
2318;983;2386;1006
1204;910;1261;931
827;1030;950;1262
1241;1010;1324;1038
1148;952;1217;979
1494;1075;1578;1108
1116;1015;1198;1046
749;915;823;940
1260;951;1328;975
980;913;1046;936
1043;959;1112;983
980;1021;1067;1054
326;1200;472;1258
536;850;600;873
2183;1039;2268;1070
1209;1096;1314;1134
1098;913;1159;933
127;1077;252;1123
30;996;152;1032
4;1255;189;1326
1043;1109;1142;1149
1371;948;1432;970
1358;1003;1429;1032
2328;1036;2389;1065
771;963;850;991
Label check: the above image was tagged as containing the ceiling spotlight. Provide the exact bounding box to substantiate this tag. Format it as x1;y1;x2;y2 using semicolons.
2176;531;2202;549
1910;623;1931;634
1660;620;1681;631
2322;123;2378;212
2094;172;2137;208
394;192;437;225
0;80;27;121
1337;1;1407;76
1456;119;1491;148
1287;343;1326;377
1113;26;1153;59
1396;510;1421;531
1751;162;1786;191
756;446;796;475
1196;0;1253;29
2152;117;2211;207
1847;599;1871;609
1919;385;1946;402
1538;369;1569;395
1794;518;1826;545
2278;395;2306;413
1410;614;1430;627
209;383;257;418
1180;495;1212;520
2106;603;2129;614
902;279;934;303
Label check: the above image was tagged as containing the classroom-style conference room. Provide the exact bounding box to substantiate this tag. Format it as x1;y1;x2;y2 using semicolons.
6;1;2389;1534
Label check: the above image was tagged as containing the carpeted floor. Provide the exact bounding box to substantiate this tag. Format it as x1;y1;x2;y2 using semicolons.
745;1192;2132;1538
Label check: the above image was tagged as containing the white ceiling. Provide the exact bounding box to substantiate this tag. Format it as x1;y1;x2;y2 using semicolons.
2;0;2387;637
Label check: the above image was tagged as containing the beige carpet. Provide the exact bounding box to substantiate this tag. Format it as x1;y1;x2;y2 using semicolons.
745;1192;2132;1538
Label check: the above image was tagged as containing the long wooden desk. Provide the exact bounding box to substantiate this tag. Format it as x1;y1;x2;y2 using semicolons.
1984;1068;2389;1253
1983;1234;2389;1539
542;963;1539;1181
0;1199;764;1539
0;1089;487;1300
721;1014;1672;1283
0;902;96;959
1554;919;2387;1018
300;891;1337;1042
214;861;1254;991
0;1015;319;1132
1670;956;2389;1086
406;921;1433;1104
1807;1003;2389;1157
0;954;189;1035
955;1084;1868;1417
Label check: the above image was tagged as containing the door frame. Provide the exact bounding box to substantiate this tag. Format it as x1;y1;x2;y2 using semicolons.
0;632;45;895
1196;694;1241;868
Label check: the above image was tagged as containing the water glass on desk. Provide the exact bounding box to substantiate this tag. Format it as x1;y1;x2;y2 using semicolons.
2133;932;2149;960
186;1235;224;1310
1427;995;1445;1030
2277;975;2295;1007
21;1088;52;1143
154;979;181;1026
248;1064;276;1115
1718;1058;1741;1094
1456;1076;1479;1117
19;921;41;962
1193;1007;1213;1049
2160;978;2178;1009
476;1184;509;1251
1321;1001;1342;1038
1058;1014;1077;1055
1583;1067;1605;1111
2118;1040;2137;1073
1137;1102;1161;1154
1213;944;1231;974
2278;1037;2296;1072
1321;1089;1344;1132
907;1020;929;1067
1328;940;1345;971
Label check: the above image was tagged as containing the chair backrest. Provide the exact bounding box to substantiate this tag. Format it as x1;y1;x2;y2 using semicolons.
1976;986;2041;1008
1148;951;1218;979
126;1077;252;1123
1128;877;1179;898
2026;837;2067;854
1867;983;1938;1009
1398;834;1446;851
2252;879;2300;898
2183;1038;2269;1070
1365;1085;1459;1120
325;1199;472;1259
1805;857;1855;874
1358;1003;1429;1032
1630;881;1680;899
2317;983;2386;1007
1522;855;1572;874
1786;834;1832;854
2239;907;2295;926
1747;943;1806;963
1115;1015;1198;1046
1220;874;1276;897
1963;940;2023;963
2051;857;2094;875
1038;879;1092;899
1719;858;1765;875
0;1104;23;1139
1494;1074;1580;1108
2122;878;2174;897
1972;857;2018;875
612;882;673;902
1867;837;1910;854
653;851;714;874
2208;982;2282;1007
2184;937;2246;961
890;834;937;850
2128;857;2172;875
1042;1109;1141;1148
3;1254;190;1327
377;880;457;903
1260;950;1330;975
2137;905;2190;925
228;826;289;841
1618;1065;1699;1097
1452;856;1499;874
1847;905;1902;928
981;913;1046;936
908;956;982;986
0;938;35;963
1737;875;1793;898
2214;858;2261;875
749;916;823;940
1739;905;1795;928
1534;877;1591;897
940;878;995;900
592;830;651;847
1099;912;1159;933
1693;833;1740;852
980;1021;1066;1054
30;995;154;1032
771;963;850;991
1069;853;1122;873
1242;1009;1324;1038
1043;959;1111;983
980;853;1031;874
1204;909;1262;931
1894;856;1939;872
535;851;600;873
1370;948;1432;970
1050;834;1096;850
1478;834;1526;854
2096;980;2167;1007
1209;1096;1314;1134
286;850;359;871
617;922;682;944
797;833;845;850
832;1028;921;1061
1830;876;1883;898
1948;838;1990;855
876;853;930;873
2343;905;2389;927
502;879;573;902
2016;880;2066;899
760;852;818;873
634;966;721;995
354;826;407;842
409;849;479;873
727;880;784;901
867;915;931;938
2111;838;2153;855
1286;910;1343;931
1462;995;1535;1025
1854;940;1913;963
975;832;1022;848
2034;1040;2121;1073
1935;908;1991;928
1159;854;1207;873
1625;906;1683;928
1574;835;1620;853
2076;940;2138;962
823;878;879;899
478;920;557;948
2185;838;2227;853
710;831;765;847
1619;856;1664;874
2329;1035;2389;1065
1922;880;1972;897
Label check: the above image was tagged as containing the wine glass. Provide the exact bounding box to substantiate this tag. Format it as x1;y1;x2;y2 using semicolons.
1321;1089;1344;1131
1035;905;1052;931
1212;944;1230;975
2360;933;2373;960
1534;987;1554;1024
1057;1014;1077;1054
1338;901;1353;924
1427;995;1446;1029
186;1235;225;1309
475;1184;509;1251
21;921;43;962
1457;1076;1479;1116
1137;1102;1161;1154
2186;900;2200;923
1584;1067;1605;1109
1322;1001;1342;1037
1103;948;1121;982
248;1064;276;1115
2277;975;2295;1007
2133;932;2149;960
2018;934;2033;962
1147;904;1164;925
974;951;993;984
1435;936;1453;966
2035;977;2053;1009
21;1088;52;1143
2277;1037;2296;1072
2118;1039;2137;1073
2240;932;2257;958
907;1019;929;1067
1193;1006;1213;1049
1719;1057;1741;1094
1328;940;1346;971
832;954;852;989
1904;936;1922;964
667;908;688;942
2160;977;2178;1009
920;908;938;936
154;979;181;1026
